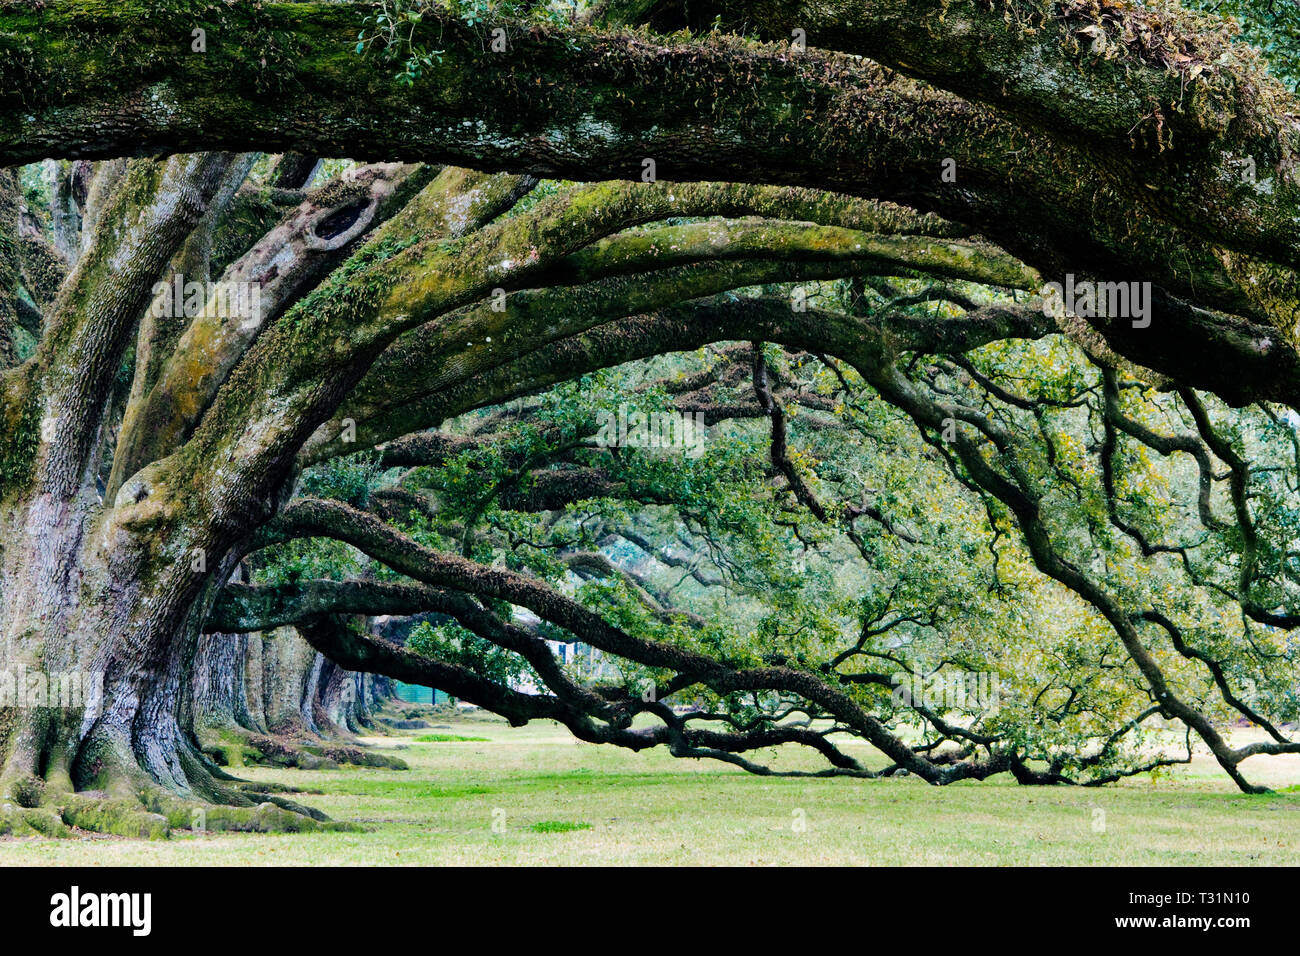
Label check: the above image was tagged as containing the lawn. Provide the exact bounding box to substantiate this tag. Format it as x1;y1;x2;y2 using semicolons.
2;715;1298;865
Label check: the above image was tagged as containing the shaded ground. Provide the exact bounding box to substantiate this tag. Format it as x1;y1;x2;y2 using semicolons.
1;715;1297;865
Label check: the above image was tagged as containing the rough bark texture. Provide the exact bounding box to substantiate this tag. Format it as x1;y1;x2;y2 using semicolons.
4;2;1299;364
0;0;1297;831
190;624;404;771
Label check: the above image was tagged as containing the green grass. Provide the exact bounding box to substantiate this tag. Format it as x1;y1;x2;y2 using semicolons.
528;821;592;834
1;717;1297;865
414;733;492;743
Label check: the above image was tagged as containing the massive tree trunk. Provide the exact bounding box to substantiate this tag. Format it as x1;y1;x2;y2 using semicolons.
0;154;334;835
0;487;340;835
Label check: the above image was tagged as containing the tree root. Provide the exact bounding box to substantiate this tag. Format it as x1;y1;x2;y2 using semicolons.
0;801;72;838
0;757;359;839
0;710;393;839
0;790;360;839
199;728;408;771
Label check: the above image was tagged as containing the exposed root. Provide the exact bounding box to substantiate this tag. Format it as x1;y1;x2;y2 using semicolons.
231;780;322;796
0;704;395;839
59;796;171;839
199;728;408;771
0;789;361;839
0;755;359;839
0;801;72;838
140;793;344;833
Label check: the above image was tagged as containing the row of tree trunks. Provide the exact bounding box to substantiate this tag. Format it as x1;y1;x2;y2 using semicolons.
188;623;401;771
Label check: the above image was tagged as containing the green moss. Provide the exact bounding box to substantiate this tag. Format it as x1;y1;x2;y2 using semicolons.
0;378;42;499
60;798;171;839
0;803;69;838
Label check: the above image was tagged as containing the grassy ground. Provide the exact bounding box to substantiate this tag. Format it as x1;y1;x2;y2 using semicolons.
2;715;1298;865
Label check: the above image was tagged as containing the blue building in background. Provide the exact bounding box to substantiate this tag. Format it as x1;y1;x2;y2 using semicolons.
392;682;447;705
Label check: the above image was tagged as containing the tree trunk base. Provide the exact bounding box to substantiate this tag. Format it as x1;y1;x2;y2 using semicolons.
0;787;354;839
0;720;357;838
